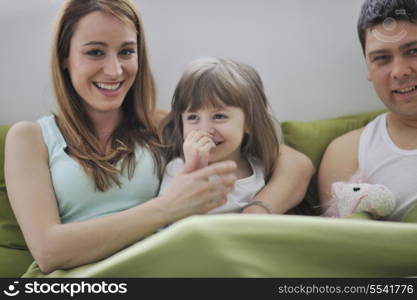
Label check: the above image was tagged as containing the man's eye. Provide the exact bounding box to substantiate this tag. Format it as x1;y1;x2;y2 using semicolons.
213;113;227;120
120;48;136;56
86;49;104;57
372;55;390;62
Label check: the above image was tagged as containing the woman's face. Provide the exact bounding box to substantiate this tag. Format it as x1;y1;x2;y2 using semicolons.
65;11;138;116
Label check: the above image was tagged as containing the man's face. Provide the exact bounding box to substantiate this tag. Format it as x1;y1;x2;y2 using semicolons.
366;21;417;120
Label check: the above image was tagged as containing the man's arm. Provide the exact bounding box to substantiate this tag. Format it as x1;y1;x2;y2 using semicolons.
318;128;363;212
243;144;315;214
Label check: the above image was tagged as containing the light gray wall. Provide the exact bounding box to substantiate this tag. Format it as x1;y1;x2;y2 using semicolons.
0;0;384;125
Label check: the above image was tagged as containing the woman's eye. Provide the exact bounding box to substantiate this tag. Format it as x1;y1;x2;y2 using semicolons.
120;48;136;56
86;49;104;57
213;113;227;120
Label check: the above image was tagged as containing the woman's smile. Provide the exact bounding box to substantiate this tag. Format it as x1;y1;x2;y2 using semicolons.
93;81;125;97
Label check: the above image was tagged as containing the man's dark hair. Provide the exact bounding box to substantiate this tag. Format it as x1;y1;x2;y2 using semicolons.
358;0;417;54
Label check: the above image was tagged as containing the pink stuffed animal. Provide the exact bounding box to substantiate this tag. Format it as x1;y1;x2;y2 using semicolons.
325;182;396;218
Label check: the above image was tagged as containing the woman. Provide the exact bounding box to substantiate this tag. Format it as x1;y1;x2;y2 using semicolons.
5;0;313;275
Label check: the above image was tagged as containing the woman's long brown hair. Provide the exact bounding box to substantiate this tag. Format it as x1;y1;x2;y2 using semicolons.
51;0;162;191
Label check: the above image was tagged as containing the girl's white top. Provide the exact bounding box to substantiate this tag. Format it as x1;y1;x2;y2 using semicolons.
159;156;265;213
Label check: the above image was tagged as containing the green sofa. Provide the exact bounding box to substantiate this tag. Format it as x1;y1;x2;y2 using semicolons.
2;110;417;277
0;126;34;277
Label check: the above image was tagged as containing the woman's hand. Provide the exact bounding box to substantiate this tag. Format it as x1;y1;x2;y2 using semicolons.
157;153;236;221
183;130;216;169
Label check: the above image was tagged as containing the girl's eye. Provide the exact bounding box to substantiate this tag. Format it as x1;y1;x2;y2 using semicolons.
186;114;199;121
213;113;227;120
120;48;136;56
86;49;104;57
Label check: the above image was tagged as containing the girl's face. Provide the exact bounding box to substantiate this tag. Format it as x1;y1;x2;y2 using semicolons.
182;104;246;163
65;11;138;117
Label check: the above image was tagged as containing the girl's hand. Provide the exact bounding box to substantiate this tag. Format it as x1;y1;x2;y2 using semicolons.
157;154;237;221
183;130;216;169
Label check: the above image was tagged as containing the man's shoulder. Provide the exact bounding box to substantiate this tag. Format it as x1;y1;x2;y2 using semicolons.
321;127;365;171
328;127;364;152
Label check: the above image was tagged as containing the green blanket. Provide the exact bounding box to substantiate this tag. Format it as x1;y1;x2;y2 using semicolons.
23;214;417;277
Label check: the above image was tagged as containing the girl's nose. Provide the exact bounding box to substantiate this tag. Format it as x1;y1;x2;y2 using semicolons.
207;128;215;136
199;121;215;135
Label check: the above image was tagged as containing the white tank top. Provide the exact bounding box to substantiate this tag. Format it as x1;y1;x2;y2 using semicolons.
358;113;417;221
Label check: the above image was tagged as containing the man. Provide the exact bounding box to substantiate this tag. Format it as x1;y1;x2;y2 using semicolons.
319;0;417;221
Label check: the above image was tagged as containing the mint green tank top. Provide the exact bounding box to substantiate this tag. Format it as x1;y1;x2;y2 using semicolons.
38;116;160;224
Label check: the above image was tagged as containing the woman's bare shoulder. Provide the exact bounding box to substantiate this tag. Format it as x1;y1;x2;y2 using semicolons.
6;121;46;154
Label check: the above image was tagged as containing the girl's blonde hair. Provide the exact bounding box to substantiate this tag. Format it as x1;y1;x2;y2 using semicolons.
51;0;162;191
161;57;280;181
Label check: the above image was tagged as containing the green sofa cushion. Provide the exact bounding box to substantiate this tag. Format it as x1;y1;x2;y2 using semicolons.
0;125;33;277
0;125;28;250
0;247;34;278
281;109;387;215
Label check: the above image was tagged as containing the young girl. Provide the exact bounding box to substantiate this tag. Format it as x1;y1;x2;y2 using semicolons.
160;57;280;213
